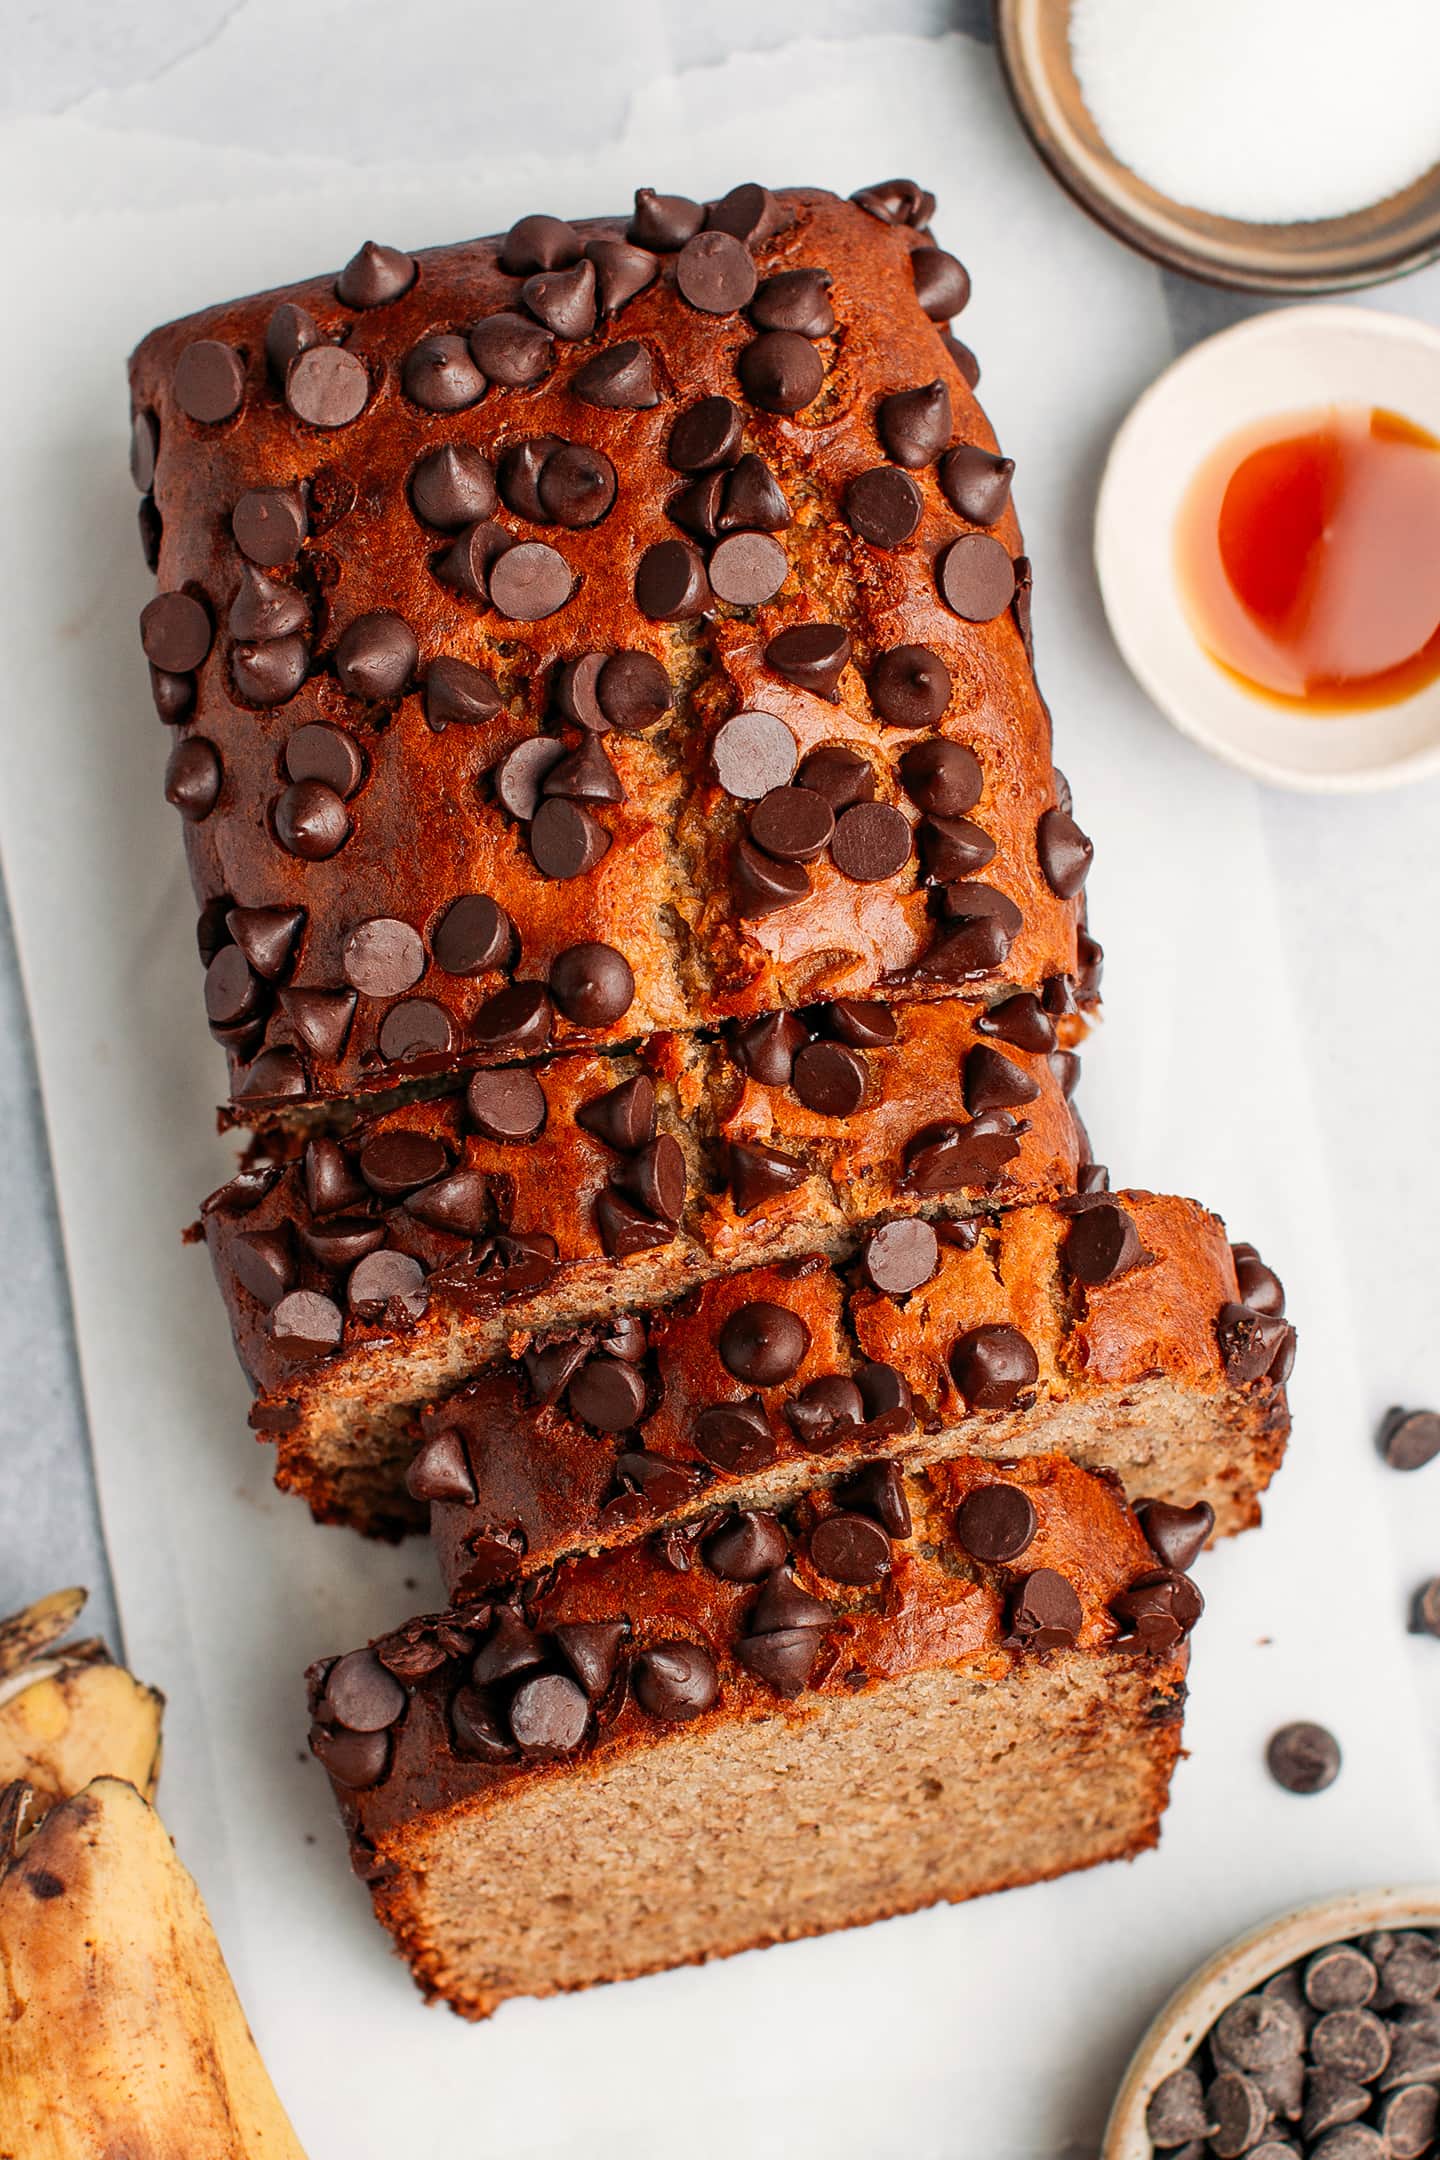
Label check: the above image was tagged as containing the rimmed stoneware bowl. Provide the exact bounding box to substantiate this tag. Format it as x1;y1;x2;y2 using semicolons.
1102;1884;1440;2160
993;0;1440;293
1095;304;1440;793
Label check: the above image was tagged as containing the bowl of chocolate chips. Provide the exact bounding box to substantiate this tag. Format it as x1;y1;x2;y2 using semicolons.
1105;1890;1440;2160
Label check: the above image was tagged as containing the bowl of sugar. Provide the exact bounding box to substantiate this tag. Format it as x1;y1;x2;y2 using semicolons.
994;0;1440;292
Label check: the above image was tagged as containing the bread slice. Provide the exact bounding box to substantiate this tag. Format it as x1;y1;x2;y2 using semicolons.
419;1187;1290;1585
128;185;1096;1124
309;1453;1193;2019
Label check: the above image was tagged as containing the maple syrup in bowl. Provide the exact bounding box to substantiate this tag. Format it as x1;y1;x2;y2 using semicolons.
1097;307;1440;790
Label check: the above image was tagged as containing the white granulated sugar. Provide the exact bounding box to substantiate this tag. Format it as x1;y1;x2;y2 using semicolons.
1070;0;1440;224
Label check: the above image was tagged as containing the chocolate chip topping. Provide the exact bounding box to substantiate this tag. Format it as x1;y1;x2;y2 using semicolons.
357;1131;448;1198
668;396;744;472
1007;1568;1082;1648
796;747;875;809
1218;1303;1294;1387
548;943;635;1026
141;591;212;673
911;246;971;319
863;1218;939;1295
728;1141;809;1215
956;1483;1038;1564
551;1620;627;1699
939;444;1015;525
738;332;824;414
472;981;555;1055
467;311;554;387
976;992;1055;1054
951;1324;1039;1410
529;798;611;880
632;1641;719;1721
704;1510;790;1582
1267;1721;1342;1794
164;740;222;822
785;1375;866;1452
832;802;912;883
1109;1569;1203;1652
547;736;625;804
585;240;660;317
615;1134;686;1224
712;710;798;798
629;188;705;249
851;178;936;227
918;814;996;881
522;260;597;341
1379;1407;1440;1471
406;1169;489;1237
791;1040;867;1117
571;340;658;409
174;339;245;424
765;624;852;700
870;644;952;728
500;214;581;275
231;486;307;566
750;786;834;865
285;345;369;429
402;335;485;412
336;240;415;308
347;1249;427;1322
340;916;424;997
409;446;498;530
636;538;709;621
568;1356;647;1432
810;1513;892;1586
269;1289;343;1357
692;1397;776;1473
751;268;835;337
310;1723;390;1790
1136;1499;1215;1573
466;1066;547;1144
576;1072;656;1152
709;531;789;606
843;466;923;548
405;1429;477;1506
877;380;951;467
1036;807;1094;898
899;737;981;814
432;894;512;975
334;612;416;702
228;566;307;642
490;542;574;621
676;231;757;314
718;1300;810;1386
1064;1200;1148;1287
937;534;1016;622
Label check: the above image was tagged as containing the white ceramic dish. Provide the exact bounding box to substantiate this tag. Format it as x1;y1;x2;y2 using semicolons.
1095;305;1440;792
1102;1883;1440;2159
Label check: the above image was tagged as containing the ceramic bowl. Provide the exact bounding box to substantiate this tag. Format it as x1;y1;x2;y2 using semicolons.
1094;304;1440;792
993;0;1440;294
1103;1884;1440;2159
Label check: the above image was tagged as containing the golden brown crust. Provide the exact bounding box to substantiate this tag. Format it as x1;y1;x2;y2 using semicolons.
129;188;1093;1120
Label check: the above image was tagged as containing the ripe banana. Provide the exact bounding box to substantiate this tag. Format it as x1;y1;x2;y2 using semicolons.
0;1589;162;1809
0;1775;308;2159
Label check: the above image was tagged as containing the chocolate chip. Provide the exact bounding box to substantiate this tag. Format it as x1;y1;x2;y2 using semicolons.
568;1356;647;1431
334;612;416;701
406;1169;490;1238
1219;1304;1294;1386
405;1429;476;1505
553;653;608;731
784;1375;866;1452
1208;2071;1270;2160
1305;1947;1379;2012
1007;1568;1082;1648
130;409;157;492
842;1462;913;1540
844;466;923;548
719;1301;810;1386
228;566;307;642
730;1012;807;1086
1145;2067;1215;2148
1312;2009;1391;2083
231;631;304;708
230;486;307;566
303;1137;366;1217
734;839;810;917
956;1484;1039;1564
548;942;635;1028
358;1131;447;1198
285;345;369;428
951;1324;1039;1410
832;802;912;882
792;1040;867;1116
538;444;617;528
750;786;834;865
958;1044;1037;1117
764;629;851;708
434;519;514;606
467;311;555;387
225;905;305;982
899;737;981;813
203;945;262;1032
863;1218;939;1295
470;1613;546;1688
795;746;875;810
615;1135;686;1224
1380;1407;1440;1471
432;895;512;975
911;247;971;319
309;1716;392;1791
336;239;415;307
164;739;222;821
400;334;484;412
472;981;555;1056
702;1513;791;1592
676;230;756;313
149;662;194;726
570;340;658;409
408;446;498;531
1034;809;1093;901
542;735;624;803
522;260;597;341
1267;1721;1342;1794
594;1189;674;1257
236;1048;307;1102
738;332;824;414
1064;1200;1148;1287
735;1624;827;1698
551;1621;626;1699
599;651;672;732
944;334;981;389
466;1066;547;1142
1135;1499;1215;1573
937;534;1016;622
858;1362;916;1431
851;178;936;226
709;531;788;606
449;1686;516;1763
1380;2086;1439;2156
877;381;950;467
577;1072;656;1152
692;1397;776;1473
269;1289;343;1357
499;213;581;274
914;813;992;882
382;997;454;1064
937;881;1023;935
912;917;1013;983
635;538;709;621
490;542;573;621
728;1141;809;1214
822;999;897;1049
899;1111;1020;1193
939;445;1014;526
751;267;834;337
975;993;1054;1055
632;1640;720;1721
494;736;564;820
871;644;952;728
1230;1243;1286;1316
503;1672;588;1757
339;917;424;998
668;396;744;472
261;303;317;384
347;1249;427;1322
712;710;798;798
299;1215;384;1270
808;1513;890;1586
630;188;705;249
174;339;245;423
141;591;212;673
708;182;791;243
529;798;610;879
585;239;659;316
229;1229;295;1309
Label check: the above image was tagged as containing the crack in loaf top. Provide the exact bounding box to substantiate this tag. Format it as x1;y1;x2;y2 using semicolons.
128;181;1097;1120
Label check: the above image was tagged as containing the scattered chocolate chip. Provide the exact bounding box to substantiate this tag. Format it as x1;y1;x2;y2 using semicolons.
751;267;834;337
174;339;245;424
402;334;485;412
548;942;635;1028
1311;2009;1391;2083
228;566;307;642
450;1686;517;1763
918;813;996;881
432;894;512;975
230;631;305;709
951;1324;1039;1410
434;518;514;605
264;302;318;382
1306;1947;1379;2012
129;409;158;492
734;839;811;917
299;1216;384;1270
958;1044;1037;1116
568;1356;647;1431
899;737;981;813
792;1040;868;1117
576;1072;656;1152
204;945;263;1031
358;1131;447;1198
911;916;1012;982
1065;1200;1148;1287
976;992;1055;1054
543;735;624;803
856;1361;914;1429
634;537;709;621
615;1135;686;1223
494;736;565;820
939;444;1014;526
405;1429;476;1506
149;664;193;724
863;1218;939;1295
347;1249;427;1322
522;259;597;340
336;239;415;307
164;739;222;821
586;238;659;316
1036;807;1094;898
668;396;744;472
765;627;852;704
871;644;952;728
340;917;424;998
703;1507;791;1584
785;1375;866;1452
1136;1499;1215;1573
738;331;824;414
529;797;611;879
750;786;835;865
230;1229;295;1308
877;380;951;467
1110;1570;1203;1652
406;1169;489;1238
270;1289;343;1357
595;1189;675;1258
597;650;671;732
712;710;798;798
937;533;1016;621
500;213;581;274
956;1484;1039;1564
225;905;305;981
1007;1568;1083;1648
466;1066;547;1143
1145;2067;1215;2149
1379;1407;1440;1471
539;443;617;528
468;311;555;386
795;747;875;809
231;486;307;566
472;981;555;1056
810;1513;892;1586
489;541;574;621
731;1011;808;1086
629;188;705;249
235;1048;305;1101
1219;1304;1294;1386
718;1301;810;1386
334;612;417;701
141;591;212;673
310;1722;389;1788
728;1141;809;1214
851;177;936;226
408;445;498;530
570;339;658;408
822;999;897;1049
1208;2071;1271;2159
632;1640;719;1720
708;182;791;243
843;1461;913;1539
505;1672;588;1757
1230;1243;1286;1316
285;345;369;428
690;1397;774;1474
911;246;971;319
1267;1721;1342;1794
709;530;789;606
832;802;913;883
944;333;981;389
843;466;923;547
551;1621;626;1699
676;230;757;313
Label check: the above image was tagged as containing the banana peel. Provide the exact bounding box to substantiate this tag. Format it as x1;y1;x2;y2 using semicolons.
0;1774;308;2158
0;1589;163;1809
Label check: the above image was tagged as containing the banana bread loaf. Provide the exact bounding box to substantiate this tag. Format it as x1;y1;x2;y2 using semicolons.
128;182;1097;1122
309;1452;1195;2018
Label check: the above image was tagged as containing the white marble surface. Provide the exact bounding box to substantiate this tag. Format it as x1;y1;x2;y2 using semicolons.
3;7;1440;2153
